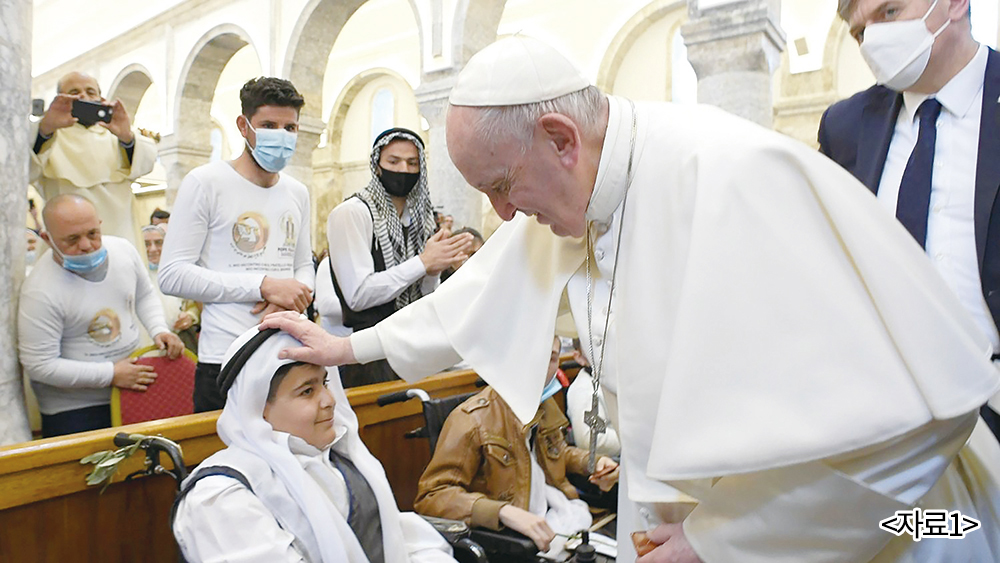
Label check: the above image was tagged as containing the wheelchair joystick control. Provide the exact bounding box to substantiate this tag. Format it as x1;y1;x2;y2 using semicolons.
573;531;597;562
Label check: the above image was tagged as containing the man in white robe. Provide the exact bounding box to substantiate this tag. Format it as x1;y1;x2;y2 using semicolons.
263;37;1000;562
30;72;156;247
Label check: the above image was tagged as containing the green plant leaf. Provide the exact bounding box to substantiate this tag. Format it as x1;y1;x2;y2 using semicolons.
80;450;112;465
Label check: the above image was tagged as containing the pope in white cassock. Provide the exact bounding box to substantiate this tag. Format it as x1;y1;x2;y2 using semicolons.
263;37;1000;562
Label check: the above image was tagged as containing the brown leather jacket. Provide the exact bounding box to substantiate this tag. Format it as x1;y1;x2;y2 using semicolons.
414;387;591;530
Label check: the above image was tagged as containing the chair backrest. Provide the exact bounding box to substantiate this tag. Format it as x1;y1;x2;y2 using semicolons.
111;346;198;426
422;391;478;455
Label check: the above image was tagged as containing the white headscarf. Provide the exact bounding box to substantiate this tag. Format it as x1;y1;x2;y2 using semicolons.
204;323;415;563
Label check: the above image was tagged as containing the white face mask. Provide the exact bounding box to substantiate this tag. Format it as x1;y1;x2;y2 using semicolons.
860;0;951;91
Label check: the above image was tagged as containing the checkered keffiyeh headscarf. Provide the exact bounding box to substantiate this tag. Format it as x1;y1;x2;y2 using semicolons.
354;128;436;309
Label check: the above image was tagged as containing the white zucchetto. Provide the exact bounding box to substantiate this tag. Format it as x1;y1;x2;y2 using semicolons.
449;36;591;107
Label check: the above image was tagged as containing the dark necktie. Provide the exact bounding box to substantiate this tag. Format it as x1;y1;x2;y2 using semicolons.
895;98;943;248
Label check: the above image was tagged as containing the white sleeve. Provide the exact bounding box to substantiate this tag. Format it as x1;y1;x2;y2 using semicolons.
350;306;462;381
173;476;306;563
326;201;428;312
131;245;170;338
293;188;315;290
17;284;114;388
125;132;157;178
158;172;265;303
397;511;456;563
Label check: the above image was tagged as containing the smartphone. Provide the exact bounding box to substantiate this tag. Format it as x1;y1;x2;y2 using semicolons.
72;99;113;127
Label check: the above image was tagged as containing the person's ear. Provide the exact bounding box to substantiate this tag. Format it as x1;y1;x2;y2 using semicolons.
237;114;249;137
538;113;580;169
946;0;970;21
39;231;51;246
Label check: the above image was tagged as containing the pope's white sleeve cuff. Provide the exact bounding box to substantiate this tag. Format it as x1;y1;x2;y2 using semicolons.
350;329;386;364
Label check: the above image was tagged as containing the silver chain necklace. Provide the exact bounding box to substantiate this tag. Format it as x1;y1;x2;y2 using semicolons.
583;99;637;472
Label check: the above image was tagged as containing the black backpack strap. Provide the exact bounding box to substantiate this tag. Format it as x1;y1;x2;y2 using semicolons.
170;466;254;530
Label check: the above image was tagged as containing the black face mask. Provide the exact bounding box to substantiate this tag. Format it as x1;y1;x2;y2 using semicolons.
379;168;420;197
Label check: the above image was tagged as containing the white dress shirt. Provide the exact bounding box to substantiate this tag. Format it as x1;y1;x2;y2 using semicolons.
877;45;1000;352
314;256;352;338
326;198;437;315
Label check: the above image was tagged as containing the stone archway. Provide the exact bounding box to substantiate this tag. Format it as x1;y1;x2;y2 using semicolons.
450;0;507;66
771;16;870;146
596;0;686;92
283;0;424;209
413;0;508;231
107;63;154;119
284;0;424;248
317;69;418;241
162;24;259;202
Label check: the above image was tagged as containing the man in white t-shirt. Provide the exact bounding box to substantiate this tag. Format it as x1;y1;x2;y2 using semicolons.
159;77;314;412
18;194;184;437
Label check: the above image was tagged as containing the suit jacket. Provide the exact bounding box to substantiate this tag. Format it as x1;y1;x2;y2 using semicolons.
818;48;1000;339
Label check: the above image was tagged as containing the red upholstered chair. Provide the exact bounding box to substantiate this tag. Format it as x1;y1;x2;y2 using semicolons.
111;346;198;426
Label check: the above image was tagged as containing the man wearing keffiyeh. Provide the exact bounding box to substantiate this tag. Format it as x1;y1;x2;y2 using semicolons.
324;128;472;388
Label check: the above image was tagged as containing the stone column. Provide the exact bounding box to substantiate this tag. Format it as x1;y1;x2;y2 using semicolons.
157;134;212;206
682;0;786;127
416;74;484;231
0;0;34;445
286;116;324;252
286;115;325;191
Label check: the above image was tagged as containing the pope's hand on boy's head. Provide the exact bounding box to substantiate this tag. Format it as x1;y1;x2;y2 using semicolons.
259;311;356;366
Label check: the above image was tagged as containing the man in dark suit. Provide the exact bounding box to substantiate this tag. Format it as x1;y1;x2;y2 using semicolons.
819;0;1000;440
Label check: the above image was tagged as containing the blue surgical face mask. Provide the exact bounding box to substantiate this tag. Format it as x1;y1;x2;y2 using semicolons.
148;261;159;271
245;120;297;173
52;243;108;275
540;376;562;403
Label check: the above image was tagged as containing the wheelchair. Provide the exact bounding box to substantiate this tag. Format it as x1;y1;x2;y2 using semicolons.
377;387;612;562
111;432;489;563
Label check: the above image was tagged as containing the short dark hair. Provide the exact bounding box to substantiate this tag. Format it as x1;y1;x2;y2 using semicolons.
240;77;305;118
267;361;308;402
452;226;484;245
150;208;170;222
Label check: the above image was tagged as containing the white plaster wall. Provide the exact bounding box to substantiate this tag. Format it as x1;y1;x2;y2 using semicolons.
320;0;422;126
209;44;264;159
835;30;874;99
611;15;677;101
497;0;656;81
338;75;423;196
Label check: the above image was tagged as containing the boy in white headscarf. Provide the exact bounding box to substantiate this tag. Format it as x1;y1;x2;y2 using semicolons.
171;324;456;563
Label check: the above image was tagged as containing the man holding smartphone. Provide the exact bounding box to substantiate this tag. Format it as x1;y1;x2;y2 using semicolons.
30;71;155;248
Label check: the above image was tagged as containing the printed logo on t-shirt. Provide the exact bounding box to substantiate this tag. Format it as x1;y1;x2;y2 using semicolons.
87;308;122;345
232;212;269;255
278;211;298;258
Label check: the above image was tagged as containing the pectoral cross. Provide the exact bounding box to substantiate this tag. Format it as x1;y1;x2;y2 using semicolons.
584;391;606;473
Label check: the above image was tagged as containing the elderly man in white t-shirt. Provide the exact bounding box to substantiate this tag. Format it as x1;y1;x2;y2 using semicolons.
18;194;183;437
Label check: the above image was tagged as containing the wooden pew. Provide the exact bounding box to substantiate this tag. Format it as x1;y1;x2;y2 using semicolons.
0;369;483;563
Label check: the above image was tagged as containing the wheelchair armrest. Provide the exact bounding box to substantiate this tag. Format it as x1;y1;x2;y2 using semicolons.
420;516;489;563
421;515;471;544
469;527;539;559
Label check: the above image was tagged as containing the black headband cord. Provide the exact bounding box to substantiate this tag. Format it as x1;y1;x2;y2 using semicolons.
217;328;282;395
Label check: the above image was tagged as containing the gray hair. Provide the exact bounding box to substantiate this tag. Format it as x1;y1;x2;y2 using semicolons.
464;86;606;150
